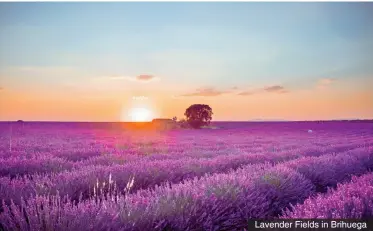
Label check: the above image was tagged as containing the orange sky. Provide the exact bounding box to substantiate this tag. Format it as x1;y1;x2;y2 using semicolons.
1;76;372;121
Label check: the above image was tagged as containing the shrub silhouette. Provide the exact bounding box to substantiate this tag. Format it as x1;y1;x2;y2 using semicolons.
178;119;190;129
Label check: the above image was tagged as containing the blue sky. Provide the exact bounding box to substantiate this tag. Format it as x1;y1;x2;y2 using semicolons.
0;3;372;121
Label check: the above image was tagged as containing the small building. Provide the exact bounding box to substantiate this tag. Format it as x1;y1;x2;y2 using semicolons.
152;118;177;129
152;118;173;123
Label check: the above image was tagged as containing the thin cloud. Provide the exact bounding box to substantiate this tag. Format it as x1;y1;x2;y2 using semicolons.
136;75;154;81
181;87;228;97
263;85;288;93
0;87;3;91
237;91;254;96
237;85;288;96
317;78;336;89
104;74;160;82
171;95;186;100
108;76;132;80
318;78;334;85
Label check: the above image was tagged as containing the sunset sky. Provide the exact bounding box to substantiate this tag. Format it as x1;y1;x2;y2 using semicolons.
0;2;372;121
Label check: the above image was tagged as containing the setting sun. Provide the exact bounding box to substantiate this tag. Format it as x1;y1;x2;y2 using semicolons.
129;107;153;122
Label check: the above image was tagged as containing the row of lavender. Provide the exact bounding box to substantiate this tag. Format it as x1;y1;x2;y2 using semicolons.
1;148;372;231
1;131;370;178
283;172;373;219
1;125;370;207
2;137;371;208
2;121;371;161
0;143;338;207
0;141;371;208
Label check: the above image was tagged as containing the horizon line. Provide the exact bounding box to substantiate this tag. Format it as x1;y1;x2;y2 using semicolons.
0;119;372;123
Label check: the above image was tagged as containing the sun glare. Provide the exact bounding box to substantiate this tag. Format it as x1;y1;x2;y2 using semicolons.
129;107;153;122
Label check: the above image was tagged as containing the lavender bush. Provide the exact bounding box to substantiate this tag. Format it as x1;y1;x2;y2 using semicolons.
282;172;373;218
2;149;372;230
0;151;305;206
280;147;372;192
1;164;315;231
0;156;74;178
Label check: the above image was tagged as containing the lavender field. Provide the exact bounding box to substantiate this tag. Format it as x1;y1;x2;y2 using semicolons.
0;121;372;231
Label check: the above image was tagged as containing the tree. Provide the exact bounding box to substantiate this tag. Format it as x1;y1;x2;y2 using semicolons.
184;104;213;128
172;116;177;122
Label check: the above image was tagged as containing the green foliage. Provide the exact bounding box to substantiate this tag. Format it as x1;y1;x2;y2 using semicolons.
262;173;281;188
